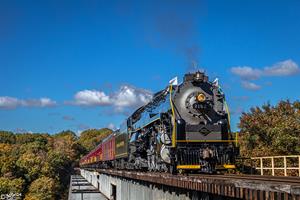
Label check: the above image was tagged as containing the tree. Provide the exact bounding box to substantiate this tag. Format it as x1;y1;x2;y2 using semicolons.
16;151;46;182
78;128;112;151
52;130;79;160
0;177;24;194
0;144;19;177
54;130;77;140
239;100;300;157
15;133;49;145
0;131;16;144
24;177;57;200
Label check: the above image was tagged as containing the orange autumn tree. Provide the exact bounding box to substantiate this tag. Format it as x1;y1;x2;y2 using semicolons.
238;100;300;157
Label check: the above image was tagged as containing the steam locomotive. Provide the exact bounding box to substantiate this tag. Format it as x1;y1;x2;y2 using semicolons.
80;71;238;173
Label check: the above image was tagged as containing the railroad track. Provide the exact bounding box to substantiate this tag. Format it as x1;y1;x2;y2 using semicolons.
87;168;300;199
187;174;300;185
93;168;300;185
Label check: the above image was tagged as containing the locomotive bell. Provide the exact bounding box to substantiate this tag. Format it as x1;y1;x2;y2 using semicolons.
195;72;204;81
193;71;208;82
183;71;207;82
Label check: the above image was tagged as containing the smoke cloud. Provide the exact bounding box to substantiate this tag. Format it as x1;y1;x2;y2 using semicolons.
146;1;202;71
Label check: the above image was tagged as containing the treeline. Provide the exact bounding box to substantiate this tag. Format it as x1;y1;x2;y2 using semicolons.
0;128;112;200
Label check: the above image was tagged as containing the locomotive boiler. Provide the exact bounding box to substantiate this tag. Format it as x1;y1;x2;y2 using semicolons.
80;71;238;174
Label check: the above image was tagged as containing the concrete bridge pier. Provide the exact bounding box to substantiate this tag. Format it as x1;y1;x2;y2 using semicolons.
80;169;228;200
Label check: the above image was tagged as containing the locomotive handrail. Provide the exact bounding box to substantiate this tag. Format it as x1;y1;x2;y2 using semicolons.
251;155;300;176
169;84;176;148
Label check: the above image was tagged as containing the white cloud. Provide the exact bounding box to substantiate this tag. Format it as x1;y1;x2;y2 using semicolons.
73;90;111;106
241;81;261;91
113;85;152;111
230;59;299;91
0;96;56;109
0;97;20;109
231;59;299;80
70;85;153;113
264;59;299;76
230;66;262;80
21;98;56;107
113;86;137;107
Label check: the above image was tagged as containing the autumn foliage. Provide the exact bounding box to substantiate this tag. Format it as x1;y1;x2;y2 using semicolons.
238;100;300;157
0;128;112;200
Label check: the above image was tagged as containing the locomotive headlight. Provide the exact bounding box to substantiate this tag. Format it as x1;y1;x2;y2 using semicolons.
197;93;206;102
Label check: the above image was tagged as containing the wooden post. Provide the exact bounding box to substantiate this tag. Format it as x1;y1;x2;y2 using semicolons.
283;156;287;176
260;158;263;175
271;157;275;176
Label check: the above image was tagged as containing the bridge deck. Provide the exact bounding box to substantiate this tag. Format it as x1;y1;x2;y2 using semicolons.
92;169;300;200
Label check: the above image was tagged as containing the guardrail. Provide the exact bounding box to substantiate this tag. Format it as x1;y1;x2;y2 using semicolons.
251;155;300;176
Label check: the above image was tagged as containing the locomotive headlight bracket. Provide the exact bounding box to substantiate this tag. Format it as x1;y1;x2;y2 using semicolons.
197;93;206;102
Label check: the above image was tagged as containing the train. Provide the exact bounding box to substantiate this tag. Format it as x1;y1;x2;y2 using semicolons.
80;71;239;174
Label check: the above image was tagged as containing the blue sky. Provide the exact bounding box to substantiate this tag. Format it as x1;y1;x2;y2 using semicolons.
0;0;299;134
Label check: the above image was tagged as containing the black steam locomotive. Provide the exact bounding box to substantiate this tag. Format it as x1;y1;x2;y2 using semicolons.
80;71;238;174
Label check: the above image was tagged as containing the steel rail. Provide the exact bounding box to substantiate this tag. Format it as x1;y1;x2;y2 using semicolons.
187;174;300;185
91;168;300;184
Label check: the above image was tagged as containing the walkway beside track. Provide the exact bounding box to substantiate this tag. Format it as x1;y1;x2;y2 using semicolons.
68;175;107;200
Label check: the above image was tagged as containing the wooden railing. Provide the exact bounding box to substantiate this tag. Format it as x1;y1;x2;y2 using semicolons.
251;155;300;176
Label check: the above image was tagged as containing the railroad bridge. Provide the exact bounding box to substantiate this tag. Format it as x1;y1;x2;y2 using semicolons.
71;168;300;200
